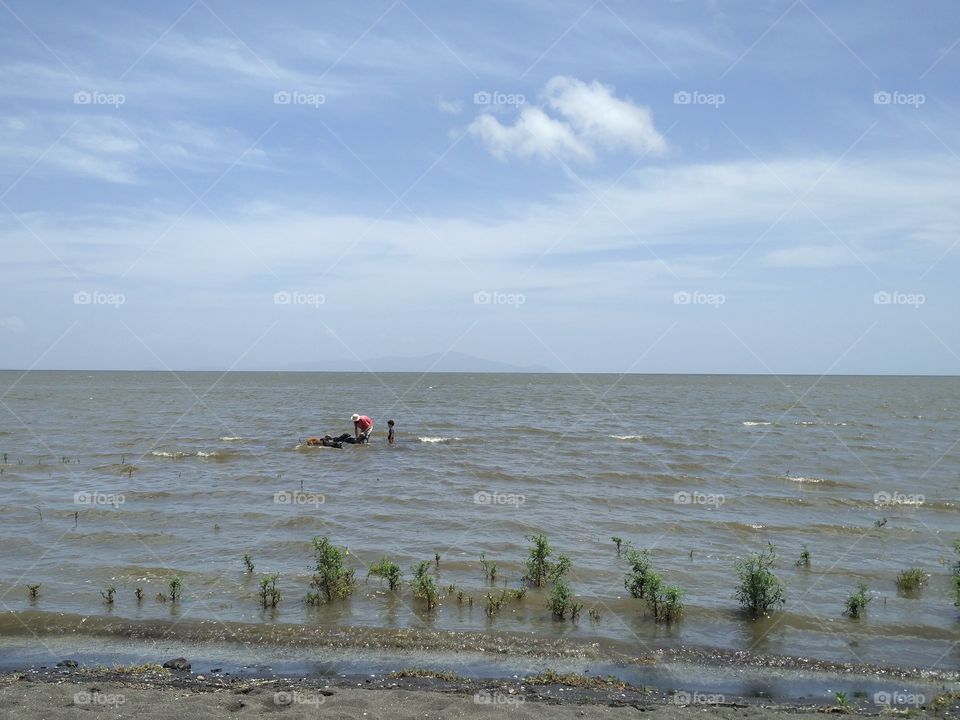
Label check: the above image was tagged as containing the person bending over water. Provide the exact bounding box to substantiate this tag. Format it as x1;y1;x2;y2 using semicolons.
351;413;374;443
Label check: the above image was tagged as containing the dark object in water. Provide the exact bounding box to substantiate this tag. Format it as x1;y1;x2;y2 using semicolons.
305;435;347;448
162;657;191;671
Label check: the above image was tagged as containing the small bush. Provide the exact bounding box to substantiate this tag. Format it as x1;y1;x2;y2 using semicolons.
547;577;582;620
649;582;685;623
27;584;40;600
623;548;655;598
734;544;785;616
844;582;872;618
368;557;402;591
795;546;811;568
242;553;254;573
310;536;356;602
411;561;438;611
101;585;116;604
611;537;623;555
895;568;926;595
524;534;553;587
168;576;183;603
259;573;282;608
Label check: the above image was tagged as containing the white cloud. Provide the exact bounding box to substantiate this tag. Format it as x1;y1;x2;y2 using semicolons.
468;76;667;163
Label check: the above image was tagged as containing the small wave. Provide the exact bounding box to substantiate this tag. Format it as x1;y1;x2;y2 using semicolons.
220;436;245;442
150;450;189;459
418;436;462;444
794;421;818;426
196;450;227;459
786;475;825;484
742;421;772;427
609;435;647;441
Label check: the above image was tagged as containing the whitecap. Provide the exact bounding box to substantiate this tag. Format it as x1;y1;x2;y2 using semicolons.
418;436;462;444
609;435;647;441
150;450;189;459
220;436;245;442
742;421;772;427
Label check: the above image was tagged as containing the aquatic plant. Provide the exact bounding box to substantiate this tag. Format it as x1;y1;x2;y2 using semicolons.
547;577;582;620
411;561;438;611
368;557;402;591
155;592;167;603
168;576;183;603
955;575;960;608
551;554;572;581
484;590;504;618
874;517;887;528
795;546;811;568
479;553;497;584
434;552;441;568
456;589;466;605
649;582;685;624
734;544;785;617
258;573;282;608
524;533;554;587
623;548;655;599
895;568;926;595
242;553;254;574
101;585;116;605
27;584;40;600
844;582;872;618
309;536;356;602
588;607;602;622
835;692;851;711
612;537;623;555
134;587;144;602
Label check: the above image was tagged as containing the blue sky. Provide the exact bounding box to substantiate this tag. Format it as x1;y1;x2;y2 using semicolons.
1;0;958;373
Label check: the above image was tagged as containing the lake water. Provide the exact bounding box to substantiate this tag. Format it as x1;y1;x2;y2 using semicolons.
0;371;957;671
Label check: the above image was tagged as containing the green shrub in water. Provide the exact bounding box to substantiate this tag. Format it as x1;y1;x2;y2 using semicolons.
524;534;553;587
27;584;40;600
547;577;582;621
844;582;871;618
734;544;785;617
101;585;116;604
259;573;282;608
309;536;356;602
895;568;926;595
649;581;685;623
623;548;655;599
242;553;254;574
168;576;183;603
411;561;439;611
368;557;403;591
795;546;811;568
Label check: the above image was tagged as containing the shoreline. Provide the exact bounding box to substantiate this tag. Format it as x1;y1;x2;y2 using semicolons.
2;665;958;718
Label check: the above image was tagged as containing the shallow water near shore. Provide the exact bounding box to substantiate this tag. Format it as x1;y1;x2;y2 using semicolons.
0;371;958;673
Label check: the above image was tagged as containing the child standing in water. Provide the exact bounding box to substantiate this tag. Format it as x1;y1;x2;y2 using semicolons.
387;419;396;444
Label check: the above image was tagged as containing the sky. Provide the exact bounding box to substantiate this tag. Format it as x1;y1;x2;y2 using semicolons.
1;0;959;374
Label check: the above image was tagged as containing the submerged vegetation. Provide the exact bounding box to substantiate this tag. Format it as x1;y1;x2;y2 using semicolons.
547;577;582;620
258;573;282;608
368;557;402;591
309;536;356;602
895;568;926;595
844;582;872;618
734;544;785;616
795;546;811;568
411;561;439;611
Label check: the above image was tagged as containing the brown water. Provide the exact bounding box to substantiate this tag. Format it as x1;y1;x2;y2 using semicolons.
0;371;957;671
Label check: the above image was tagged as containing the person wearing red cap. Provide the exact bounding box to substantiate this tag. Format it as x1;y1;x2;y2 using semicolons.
351;413;374;443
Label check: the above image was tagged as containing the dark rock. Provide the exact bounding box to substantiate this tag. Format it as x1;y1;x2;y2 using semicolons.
162;658;191;671
56;660;78;668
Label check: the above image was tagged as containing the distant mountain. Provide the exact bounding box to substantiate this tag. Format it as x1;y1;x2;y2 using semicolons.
281;351;553;373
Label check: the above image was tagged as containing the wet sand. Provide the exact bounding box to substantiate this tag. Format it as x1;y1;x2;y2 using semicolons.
3;667;956;719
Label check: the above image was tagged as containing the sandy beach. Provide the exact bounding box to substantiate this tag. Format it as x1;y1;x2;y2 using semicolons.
6;666;954;720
